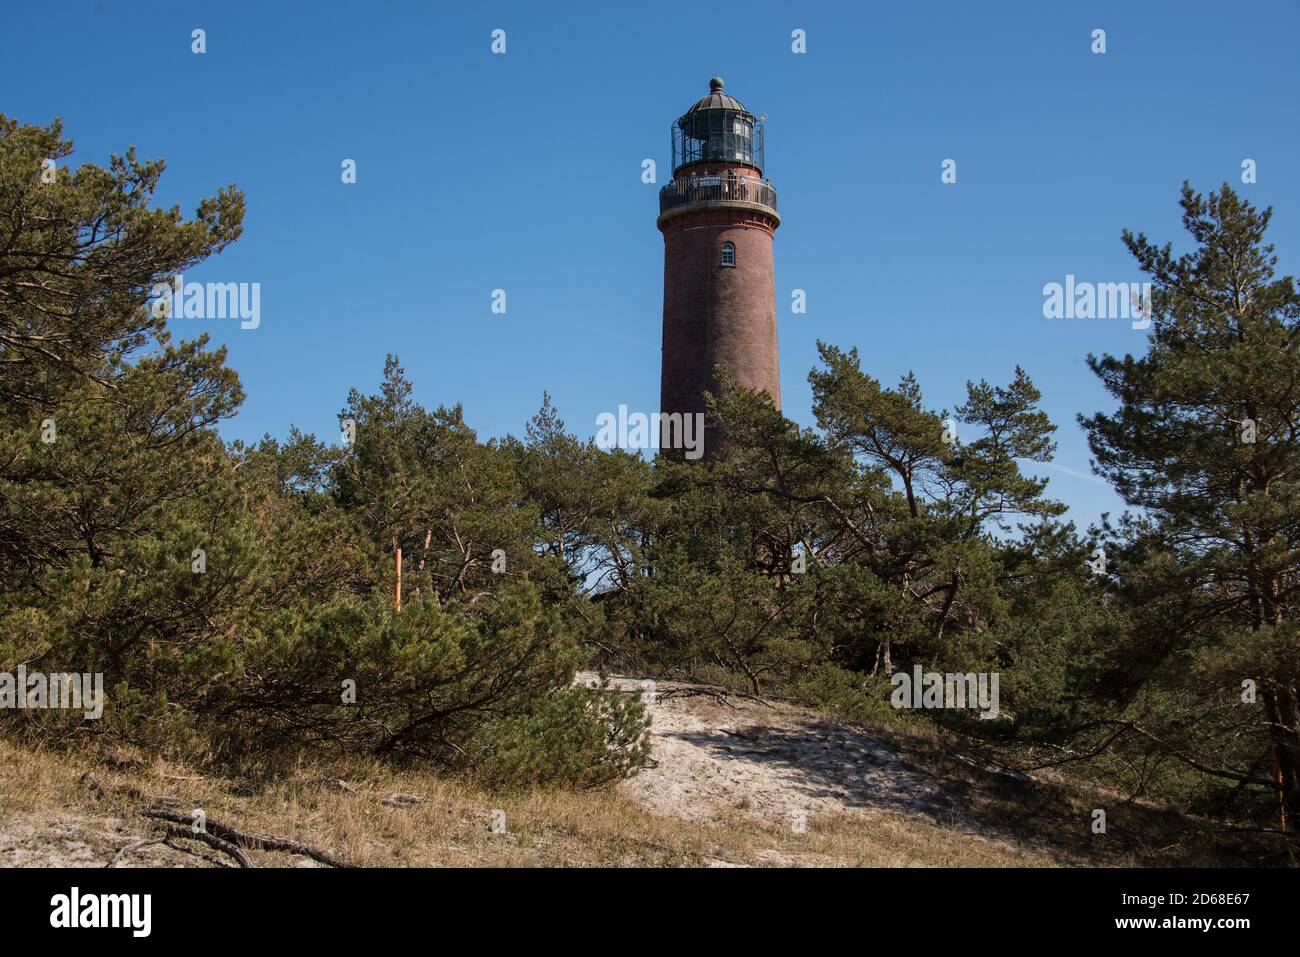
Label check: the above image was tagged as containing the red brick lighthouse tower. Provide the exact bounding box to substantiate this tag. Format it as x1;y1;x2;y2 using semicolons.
658;77;780;455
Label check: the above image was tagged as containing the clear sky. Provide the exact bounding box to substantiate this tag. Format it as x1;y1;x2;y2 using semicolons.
6;0;1299;526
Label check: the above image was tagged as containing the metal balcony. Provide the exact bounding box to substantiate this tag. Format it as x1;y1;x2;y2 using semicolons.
658;175;778;218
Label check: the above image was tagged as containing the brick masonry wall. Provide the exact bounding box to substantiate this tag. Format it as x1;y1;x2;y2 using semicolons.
660;210;780;455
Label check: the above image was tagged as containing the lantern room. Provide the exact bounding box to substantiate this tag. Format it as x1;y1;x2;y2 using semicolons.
670;77;765;175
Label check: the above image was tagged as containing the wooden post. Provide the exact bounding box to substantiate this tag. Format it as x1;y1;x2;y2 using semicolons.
1273;746;1288;832
395;546;402;614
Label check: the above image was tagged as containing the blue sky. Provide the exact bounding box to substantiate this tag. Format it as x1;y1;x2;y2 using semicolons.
6;0;1299;526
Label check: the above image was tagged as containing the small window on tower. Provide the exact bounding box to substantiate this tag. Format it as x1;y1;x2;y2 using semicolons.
721;242;736;267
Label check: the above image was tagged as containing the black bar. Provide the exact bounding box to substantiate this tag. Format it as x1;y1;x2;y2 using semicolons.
1;866;1290;944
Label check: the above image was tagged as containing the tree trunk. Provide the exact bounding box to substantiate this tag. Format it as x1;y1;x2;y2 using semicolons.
1263;686;1300;831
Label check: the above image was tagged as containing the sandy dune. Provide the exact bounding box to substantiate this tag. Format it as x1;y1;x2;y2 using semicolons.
587;676;968;831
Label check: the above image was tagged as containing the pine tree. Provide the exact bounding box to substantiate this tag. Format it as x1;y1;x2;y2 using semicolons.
1082;183;1300;830
0;115;253;728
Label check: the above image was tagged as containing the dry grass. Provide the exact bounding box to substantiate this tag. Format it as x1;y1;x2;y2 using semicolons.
3;676;1291;868
0;735;1056;868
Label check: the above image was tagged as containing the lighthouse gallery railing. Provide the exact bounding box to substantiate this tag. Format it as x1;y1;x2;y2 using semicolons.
658;175;778;216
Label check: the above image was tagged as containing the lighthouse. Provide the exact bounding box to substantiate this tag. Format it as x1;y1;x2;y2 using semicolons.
657;77;781;457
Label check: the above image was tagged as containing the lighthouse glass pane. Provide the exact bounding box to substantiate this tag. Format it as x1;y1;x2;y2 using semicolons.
721;243;736;266
673;112;764;172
